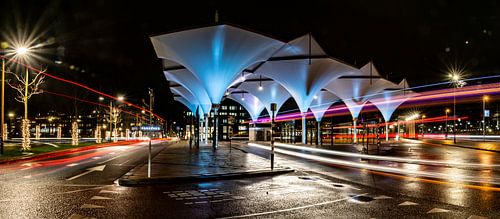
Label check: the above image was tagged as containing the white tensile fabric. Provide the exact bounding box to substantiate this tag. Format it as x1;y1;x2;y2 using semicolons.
170;86;204;117
236;74;292;116
151;24;285;104
227;92;266;122
174;96;202;117
309;90;340;122
164;69;212;115
324;62;392;119
370;79;414;122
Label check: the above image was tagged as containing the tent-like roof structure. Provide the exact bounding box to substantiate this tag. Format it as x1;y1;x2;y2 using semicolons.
173;96;202;117
254;34;358;113
164;69;212;115
236;74;292;116
151;24;285;104
370;79;414;121
324;62;392;119
309;89;341;122
170;86;205;117
227;90;266;122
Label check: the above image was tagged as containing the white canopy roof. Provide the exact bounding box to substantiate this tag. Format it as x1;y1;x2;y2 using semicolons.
164;69;212;115
309;89;341;122
170;86;205;117
254;34;358;113
151;24;285;104
236;74;292;115
227;91;266;122
173;96;202;117
324;62;392;118
370;79;414;121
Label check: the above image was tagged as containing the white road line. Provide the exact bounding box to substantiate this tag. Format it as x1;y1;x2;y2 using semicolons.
99;189;120;194
427;208;450;213
217;193;368;219
91;195;112;200
66;163;78;167
66;165;106;181
398;201;418;206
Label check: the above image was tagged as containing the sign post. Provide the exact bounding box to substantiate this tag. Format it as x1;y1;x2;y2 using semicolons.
270;103;277;171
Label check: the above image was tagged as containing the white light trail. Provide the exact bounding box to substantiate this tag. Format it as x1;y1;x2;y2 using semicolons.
248;143;500;185
272;142;500;168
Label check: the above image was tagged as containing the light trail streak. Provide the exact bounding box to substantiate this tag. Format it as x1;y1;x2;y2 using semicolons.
45;90;154;122
0;55;164;121
272;142;500;168
248;143;500;186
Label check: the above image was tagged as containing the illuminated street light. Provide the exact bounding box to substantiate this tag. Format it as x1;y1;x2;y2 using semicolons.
99;96;105;101
445;108;450;139
15;47;29;56
421;114;426;138
449;72;466;144
483;96;489;142
117;96;125;101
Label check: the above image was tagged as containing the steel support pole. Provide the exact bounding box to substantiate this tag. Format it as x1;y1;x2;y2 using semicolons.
301;114;306;144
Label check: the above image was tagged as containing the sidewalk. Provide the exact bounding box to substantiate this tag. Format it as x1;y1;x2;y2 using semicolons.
420;139;500;152
118;141;293;186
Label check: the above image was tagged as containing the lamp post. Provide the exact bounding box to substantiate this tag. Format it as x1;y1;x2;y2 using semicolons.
445;108;450;139
449;73;465;144
421;115;426;138
483;96;489;142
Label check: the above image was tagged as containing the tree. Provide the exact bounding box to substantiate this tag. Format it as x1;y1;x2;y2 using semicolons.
7;67;45;151
105;104;122;142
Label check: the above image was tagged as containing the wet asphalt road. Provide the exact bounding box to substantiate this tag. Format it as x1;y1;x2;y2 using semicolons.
0;140;498;218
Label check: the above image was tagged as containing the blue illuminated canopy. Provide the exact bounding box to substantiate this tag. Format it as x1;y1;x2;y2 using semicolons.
151;24;285;104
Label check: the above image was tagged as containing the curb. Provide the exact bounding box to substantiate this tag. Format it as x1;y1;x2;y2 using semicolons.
118;168;294;186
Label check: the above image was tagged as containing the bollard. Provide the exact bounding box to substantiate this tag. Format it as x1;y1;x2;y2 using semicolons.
148;139;152;178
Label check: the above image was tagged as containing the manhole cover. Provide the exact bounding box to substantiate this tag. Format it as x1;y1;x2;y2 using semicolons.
350;195;374;203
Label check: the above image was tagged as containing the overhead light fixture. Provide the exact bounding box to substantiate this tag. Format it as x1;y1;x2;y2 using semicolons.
258;75;263;91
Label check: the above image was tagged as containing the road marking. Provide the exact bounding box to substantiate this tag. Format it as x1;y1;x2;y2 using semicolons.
217;193;368;219
66;165;106;181
67;163;78;167
97;153;127;164
467;215;488;219
398;201;418;206
92;157;101;160
91;196;112;200
373;195;392;200
99;190;120;194
80;204;105;209
427;208;450;213
68;213;96;219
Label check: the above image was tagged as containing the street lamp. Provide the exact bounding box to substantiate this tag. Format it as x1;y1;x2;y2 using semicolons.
449;72;466;144
445;108;450;139
483;96;489;142
421;114;426;138
1;45;32;154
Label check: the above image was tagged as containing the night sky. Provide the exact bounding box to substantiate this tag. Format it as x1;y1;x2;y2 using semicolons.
0;0;498;120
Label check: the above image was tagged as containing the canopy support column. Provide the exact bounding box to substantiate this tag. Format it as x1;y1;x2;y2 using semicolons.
385;122;389;141
302;113;306;144
212;104;220;149
353;117;357;144
317;120;321;145
204;114;208;144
